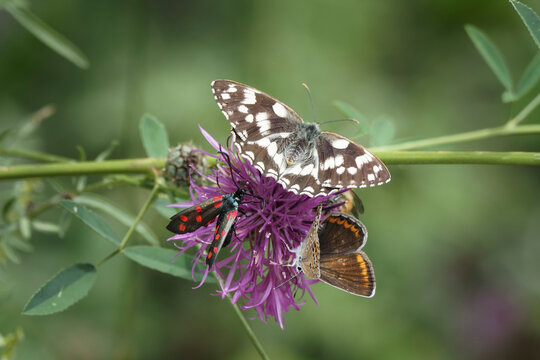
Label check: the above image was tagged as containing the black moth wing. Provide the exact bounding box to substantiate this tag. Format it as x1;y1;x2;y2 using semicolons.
318;213;368;255
206;201;239;269
319;252;376;297
166;195;224;234
317;132;391;192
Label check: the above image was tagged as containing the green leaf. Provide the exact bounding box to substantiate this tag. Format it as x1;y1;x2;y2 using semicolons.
510;0;540;49
332;101;370;135
95;140;119;162
516;53;540;97
59;200;120;245
370;115;396;146
32;220;61;234
139;114;170;158
22;263;96;315
123;246;213;282
4;2;89;69
465;24;513;90
75;194;159;246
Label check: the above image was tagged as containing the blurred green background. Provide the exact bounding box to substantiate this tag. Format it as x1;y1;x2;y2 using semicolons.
1;1;540;359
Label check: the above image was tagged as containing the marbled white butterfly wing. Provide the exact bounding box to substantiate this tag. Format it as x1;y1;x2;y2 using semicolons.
211;80;391;197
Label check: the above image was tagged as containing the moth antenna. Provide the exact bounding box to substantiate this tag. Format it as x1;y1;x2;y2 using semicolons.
302;83;317;124
218;150;240;190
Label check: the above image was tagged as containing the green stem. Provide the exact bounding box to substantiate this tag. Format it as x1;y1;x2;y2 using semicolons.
0;158;164;180
370;124;540;152
1;151;540;182
505;93;540;128
118;182;160;250
96;249;120;267
230;298;270;360
373;151;540;166
0;147;73;163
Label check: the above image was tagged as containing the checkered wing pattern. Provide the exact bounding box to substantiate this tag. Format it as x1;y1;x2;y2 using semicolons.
212;80;391;197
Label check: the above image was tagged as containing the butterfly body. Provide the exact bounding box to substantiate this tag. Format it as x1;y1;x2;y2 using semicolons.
211;80;391;197
292;207;375;297
167;188;245;268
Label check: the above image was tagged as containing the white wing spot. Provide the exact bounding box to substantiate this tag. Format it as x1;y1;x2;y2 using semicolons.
332;138;349;149
238;105;248;113
367;173;375;181
323;157;335;170
256;112;268;121
256;161;266;170
347;167;358;175
221;93;231;100
258;120;271;133
242;89;256;104
244;151;255;161
245;114;254;123
227;85;237;93
272;102;288;117
335;155;344;167
300;163;314;176
336;166;345;175
268;142;278;157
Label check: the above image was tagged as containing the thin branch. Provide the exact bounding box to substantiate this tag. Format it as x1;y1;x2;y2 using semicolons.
119;181;160;250
229;298;270;360
370;124;540;152
505;93;540;128
374;151;540;166
0;158;164;180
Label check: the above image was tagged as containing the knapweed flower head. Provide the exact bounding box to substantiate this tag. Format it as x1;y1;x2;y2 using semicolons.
167;126;337;328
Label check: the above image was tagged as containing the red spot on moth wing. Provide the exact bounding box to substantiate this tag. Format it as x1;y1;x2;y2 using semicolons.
214;201;223;208
207;251;213;259
213;196;222;201
196;215;202;222
195;206;202;212
179;224;186;231
180;215;188;222
215;234;221;240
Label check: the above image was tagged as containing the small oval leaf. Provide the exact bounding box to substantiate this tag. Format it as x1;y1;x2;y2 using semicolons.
23;263;97;315
4;3;89;69
123;246;214;282
465;24;513;90
515;53;540;98
511;0;540;49
75;194;159;246
332;100;370;135
140;114;170;158
59;200;120;245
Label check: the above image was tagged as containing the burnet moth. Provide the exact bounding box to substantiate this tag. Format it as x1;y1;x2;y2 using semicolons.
166;151;263;269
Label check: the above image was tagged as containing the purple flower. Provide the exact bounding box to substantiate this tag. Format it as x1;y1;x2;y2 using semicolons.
167;126;336;328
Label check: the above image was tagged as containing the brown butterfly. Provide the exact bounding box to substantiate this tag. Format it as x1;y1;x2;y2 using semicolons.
291;205;375;297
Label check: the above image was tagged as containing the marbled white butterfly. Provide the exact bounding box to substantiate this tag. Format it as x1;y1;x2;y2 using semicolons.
211;80;391;197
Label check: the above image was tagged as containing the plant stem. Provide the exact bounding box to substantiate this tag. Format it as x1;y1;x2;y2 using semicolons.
505;93;540;128
373;151;540;166
0;158;164;180
370;124;540;151
230;298;270;360
118;182;160;250
1;151;539;182
0;147;73;163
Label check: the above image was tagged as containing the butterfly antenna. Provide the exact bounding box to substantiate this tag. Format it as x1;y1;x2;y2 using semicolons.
319;118;360;126
302;83;317;124
274;270;303;290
